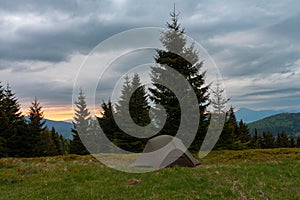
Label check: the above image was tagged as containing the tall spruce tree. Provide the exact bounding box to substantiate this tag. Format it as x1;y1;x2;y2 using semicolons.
98;100;117;142
97;100;119;153
149;8;209;152
235;120;251;148
114;74;150;152
130;74;151;127
70;89;90;155
215;107;236;149
0;83;5;157
28;97;46;156
0;84;26;157
215;107;251;150
210;78;230;114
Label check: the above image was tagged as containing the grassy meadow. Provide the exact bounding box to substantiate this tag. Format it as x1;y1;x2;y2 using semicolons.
0;148;299;200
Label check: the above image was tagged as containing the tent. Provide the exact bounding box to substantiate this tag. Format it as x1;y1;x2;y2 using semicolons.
130;135;200;168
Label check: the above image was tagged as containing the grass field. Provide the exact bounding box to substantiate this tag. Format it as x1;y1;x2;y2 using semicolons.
0;148;299;200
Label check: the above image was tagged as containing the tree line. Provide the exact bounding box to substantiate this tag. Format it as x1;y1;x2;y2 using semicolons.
1;9;299;157
69;10;300;155
0;83;69;157
70;10;210;155
215;107;300;150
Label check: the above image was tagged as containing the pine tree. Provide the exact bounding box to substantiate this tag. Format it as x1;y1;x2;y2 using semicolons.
59;134;69;155
70;89;90;155
129;74;151;127
236;120;251;147
27;97;46;156
0;84;26;157
114;75;132;134
2;85;23;124
261;131;275;148
114;74;150;152
281;131;290;147
296;136;300;148
0;83;6;157
51;127;61;155
98;100;118;143
215;107;237;149
39;129;57;156
215;107;251;150
210;78;230;114
149;8;209;152
28;98;46;132
96;101;117;153
290;136;296;148
276;131;289;148
250;129;262;149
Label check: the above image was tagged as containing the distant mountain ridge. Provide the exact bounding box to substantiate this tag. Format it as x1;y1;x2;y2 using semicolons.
24;116;73;140
45;119;73;140
235;107;299;123
248;113;300;136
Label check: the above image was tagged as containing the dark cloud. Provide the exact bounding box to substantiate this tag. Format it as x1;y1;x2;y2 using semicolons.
13;80;74;106
0;17;133;63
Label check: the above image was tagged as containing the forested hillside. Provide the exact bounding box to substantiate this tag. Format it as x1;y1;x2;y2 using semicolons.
248;113;300;136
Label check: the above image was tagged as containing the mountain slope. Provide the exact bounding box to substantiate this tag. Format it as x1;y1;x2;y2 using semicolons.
45;119;73;140
248;113;300;136
235;107;299;123
25;116;73;140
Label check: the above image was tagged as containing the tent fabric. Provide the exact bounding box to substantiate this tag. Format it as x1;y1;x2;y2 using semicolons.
130;135;200;168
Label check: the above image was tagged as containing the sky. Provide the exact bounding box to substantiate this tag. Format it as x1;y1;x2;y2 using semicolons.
0;0;300;120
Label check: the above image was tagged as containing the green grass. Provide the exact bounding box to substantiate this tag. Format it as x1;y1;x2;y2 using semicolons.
0;149;299;200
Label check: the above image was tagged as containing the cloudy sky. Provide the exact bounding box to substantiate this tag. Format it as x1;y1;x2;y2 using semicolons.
1;0;300;120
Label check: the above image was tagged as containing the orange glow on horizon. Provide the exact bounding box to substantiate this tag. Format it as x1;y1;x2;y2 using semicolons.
21;106;102;121
43;107;74;121
21;106;73;121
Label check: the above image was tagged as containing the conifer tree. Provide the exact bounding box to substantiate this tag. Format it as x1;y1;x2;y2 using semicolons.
296;136;300;148
28;97;46;156
97;100;119;153
114;75;131;132
0;84;26;157
215;107;236;149
261;131;275;148
250;129;262;149
290;136;296;148
70;89;90;155
276;131;289;148
38;130;55;156
129;74;151;126
210;78;230;114
28;98;46;132
0;83;5;157
59;134;69;154
149;8;209;152
51;127;61;155
215;108;251;150
114;74;150;152
98;100;117;142
235;120;251;148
